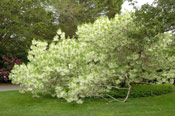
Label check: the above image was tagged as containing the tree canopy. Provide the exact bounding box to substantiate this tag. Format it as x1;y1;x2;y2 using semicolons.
0;0;58;59
50;0;123;37
134;0;175;36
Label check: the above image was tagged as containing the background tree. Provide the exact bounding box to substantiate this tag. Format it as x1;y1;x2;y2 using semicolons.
134;0;175;36
0;0;58;61
50;0;123;37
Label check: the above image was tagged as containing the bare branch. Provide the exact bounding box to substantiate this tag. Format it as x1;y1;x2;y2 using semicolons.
104;94;121;102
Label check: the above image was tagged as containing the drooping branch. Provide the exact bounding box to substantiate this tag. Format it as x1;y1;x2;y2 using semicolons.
105;94;120;102
97;85;128;90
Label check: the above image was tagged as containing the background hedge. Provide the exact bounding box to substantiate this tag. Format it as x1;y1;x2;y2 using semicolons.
109;84;174;98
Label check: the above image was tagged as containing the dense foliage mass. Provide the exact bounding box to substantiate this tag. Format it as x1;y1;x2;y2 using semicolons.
50;0;123;37
10;12;175;104
0;0;58;61
134;0;175;36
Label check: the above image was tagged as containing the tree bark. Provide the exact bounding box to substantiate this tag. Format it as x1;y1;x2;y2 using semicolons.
123;73;131;102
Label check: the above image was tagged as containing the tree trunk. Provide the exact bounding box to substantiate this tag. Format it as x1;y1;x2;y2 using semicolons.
123;73;131;102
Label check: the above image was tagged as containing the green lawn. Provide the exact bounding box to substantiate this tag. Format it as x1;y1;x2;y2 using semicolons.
0;91;175;116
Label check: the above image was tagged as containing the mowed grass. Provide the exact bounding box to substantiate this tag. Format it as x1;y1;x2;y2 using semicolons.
0;91;175;116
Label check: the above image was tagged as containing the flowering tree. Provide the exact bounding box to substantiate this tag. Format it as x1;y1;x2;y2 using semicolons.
10;12;175;104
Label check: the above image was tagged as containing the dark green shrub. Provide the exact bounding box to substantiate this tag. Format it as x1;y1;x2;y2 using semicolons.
109;84;174;98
